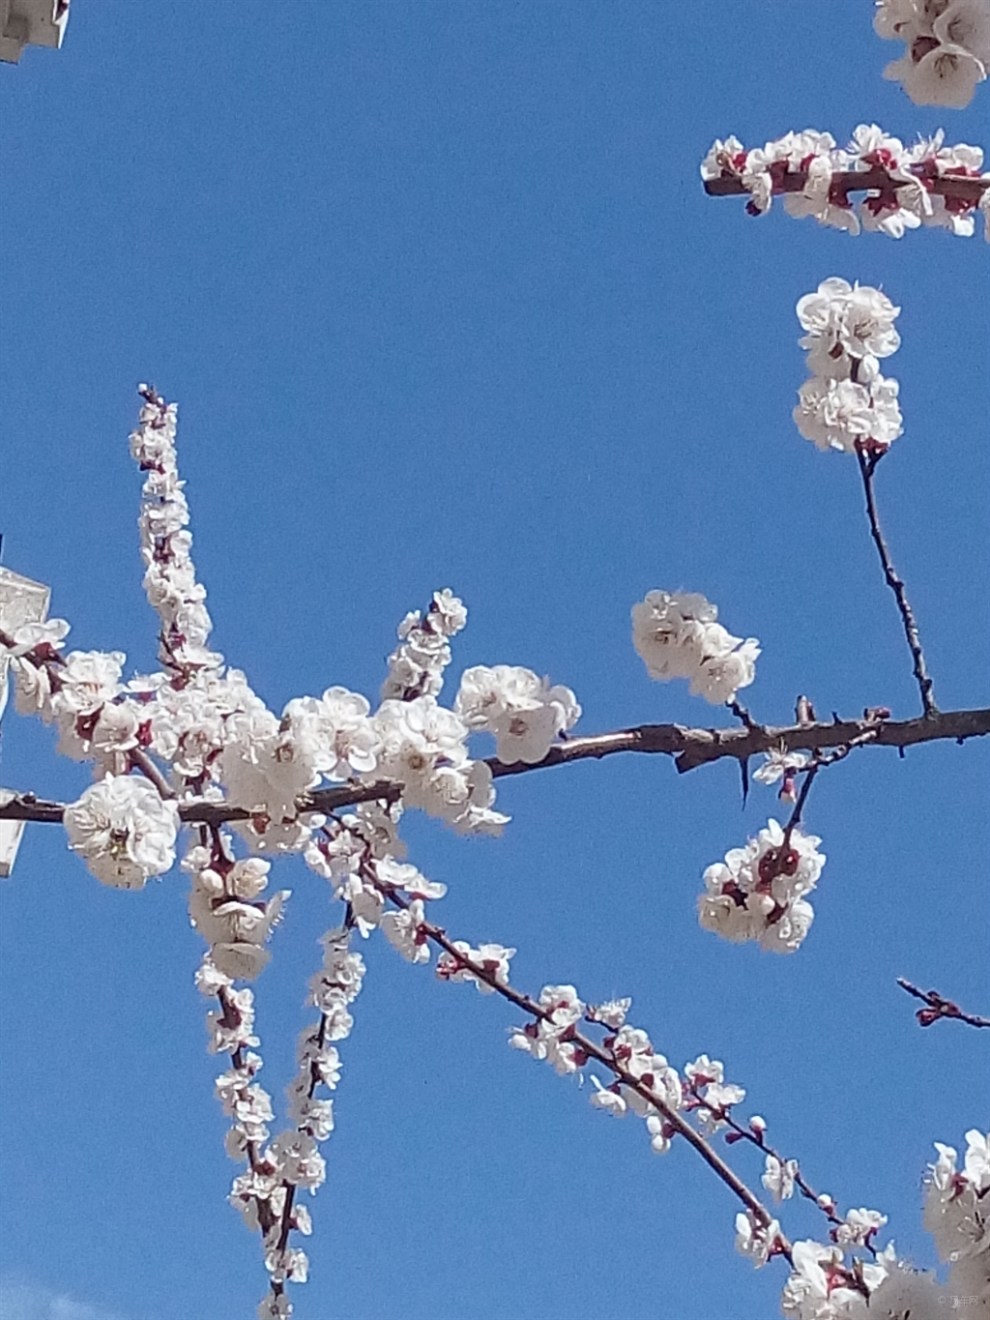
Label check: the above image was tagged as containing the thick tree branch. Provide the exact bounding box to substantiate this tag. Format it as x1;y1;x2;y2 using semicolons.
2;707;988;826
703;167;989;205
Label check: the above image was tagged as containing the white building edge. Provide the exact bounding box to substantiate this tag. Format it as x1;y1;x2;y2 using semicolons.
0;567;52;876
0;0;70;63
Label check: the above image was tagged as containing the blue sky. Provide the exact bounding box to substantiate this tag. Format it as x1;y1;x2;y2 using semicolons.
1;3;987;1318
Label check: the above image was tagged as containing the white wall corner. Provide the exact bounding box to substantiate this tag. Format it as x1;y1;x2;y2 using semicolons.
1;0;70;63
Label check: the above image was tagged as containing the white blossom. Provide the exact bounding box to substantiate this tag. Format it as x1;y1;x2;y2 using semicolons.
796;278;901;380
781;1241;865;1318
206;985;260;1054
763;1154;799;1202
924;1130;990;1272
833;1207;888;1248
381;900;431;964
54;649;126;717
793;279;904;455
64;774;179;889
754;750;809;783
735;1210;782;1268
793;375;903;453
698;819;825;953
509;985;587;1075
589;1076;629;1115
282;687;380;779
631;591;759;704
455;663;581;763
877;0;989;107
380;590;466;701
587;998;632;1029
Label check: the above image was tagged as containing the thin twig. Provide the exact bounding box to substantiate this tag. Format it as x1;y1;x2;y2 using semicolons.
728;699;758;730
856;446;937;717
896;978;990;1030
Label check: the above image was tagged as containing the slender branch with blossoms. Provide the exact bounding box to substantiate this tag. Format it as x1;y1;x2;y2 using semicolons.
701;124;990;238
364;869;791;1254
363;868;961;1313
791;276;941;720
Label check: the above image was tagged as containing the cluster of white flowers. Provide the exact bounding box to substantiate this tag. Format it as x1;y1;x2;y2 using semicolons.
698;819;825;953
701;124;990;239
131;385;223;674
875;0;990;107
185;841;289;981
793;278;904;455
3;617;144;770
777;1239;931;1319
254;933;366;1319
304;805;450;954
454;664;581;764
381;588;467;700
207;588;537;844
195;899;365;1319
631;591;760;704
507;988;687;1157
7;490;526;876
7;392;585;875
772;1226;975;1320
732;1131;965;1320
924;1129;990;1319
63;773;179;889
733;1118;923;1312
681;1054;747;1135
372;691;506;834
185;832;344;1314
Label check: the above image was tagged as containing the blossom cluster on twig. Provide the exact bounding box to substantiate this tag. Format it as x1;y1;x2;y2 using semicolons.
792;277;903;456
631;591;760;705
698;817;825;953
701;124;990;239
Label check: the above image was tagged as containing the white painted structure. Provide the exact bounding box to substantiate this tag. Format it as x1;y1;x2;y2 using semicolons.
0;567;51;876
0;0;69;64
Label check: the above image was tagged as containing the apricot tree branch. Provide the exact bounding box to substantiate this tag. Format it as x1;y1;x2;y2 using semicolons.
2;707;988;826
375;881;790;1258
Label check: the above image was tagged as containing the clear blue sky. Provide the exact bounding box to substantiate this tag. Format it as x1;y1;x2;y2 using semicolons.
1;4;987;1319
